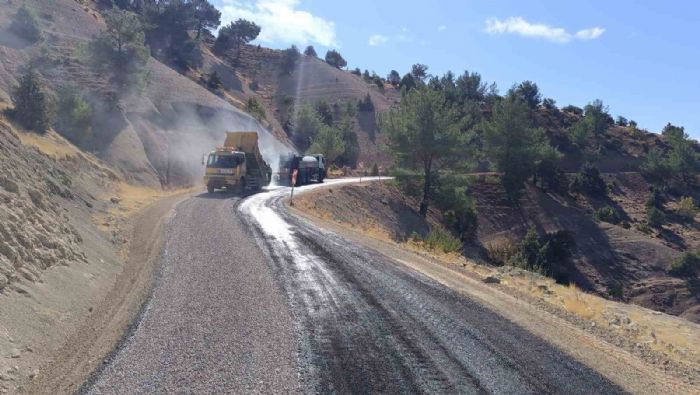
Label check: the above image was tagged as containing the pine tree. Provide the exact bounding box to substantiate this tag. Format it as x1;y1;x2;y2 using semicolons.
8;67;52;133
380;86;466;216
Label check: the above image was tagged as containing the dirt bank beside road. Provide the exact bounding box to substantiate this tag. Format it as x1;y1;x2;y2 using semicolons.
17;193;191;394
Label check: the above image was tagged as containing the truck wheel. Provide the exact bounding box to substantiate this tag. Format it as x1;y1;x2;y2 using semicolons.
207;184;215;194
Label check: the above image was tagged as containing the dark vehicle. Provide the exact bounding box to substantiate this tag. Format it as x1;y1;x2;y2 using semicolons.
277;153;325;186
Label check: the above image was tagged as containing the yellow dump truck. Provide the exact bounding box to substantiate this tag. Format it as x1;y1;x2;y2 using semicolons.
203;132;271;194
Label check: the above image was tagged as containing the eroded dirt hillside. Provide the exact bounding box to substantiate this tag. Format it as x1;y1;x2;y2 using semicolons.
0;0;288;188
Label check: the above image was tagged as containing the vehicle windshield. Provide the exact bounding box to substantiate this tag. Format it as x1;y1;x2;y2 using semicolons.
207;153;244;168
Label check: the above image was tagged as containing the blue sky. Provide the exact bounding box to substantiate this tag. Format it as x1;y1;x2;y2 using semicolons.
215;1;700;137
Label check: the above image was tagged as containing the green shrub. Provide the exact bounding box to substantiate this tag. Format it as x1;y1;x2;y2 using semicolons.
435;175;478;241
647;206;666;228
370;163;379;176
570;163;607;197
668;252;700;277
7;67;53;133
535;159;568;193
424;228;462;253
10;5;42;43
595;206;621;224
206;71;223;91
55;86;92;145
513;228;577;283
645;188;665;209
676;196;697;221
245;97;266;121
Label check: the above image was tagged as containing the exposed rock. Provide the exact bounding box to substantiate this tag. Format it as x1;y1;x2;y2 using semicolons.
110;196;121;204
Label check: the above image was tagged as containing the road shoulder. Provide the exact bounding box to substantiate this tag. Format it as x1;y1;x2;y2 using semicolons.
24;193;191;394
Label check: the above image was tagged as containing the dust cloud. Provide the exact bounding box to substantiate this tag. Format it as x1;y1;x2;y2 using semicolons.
148;103;295;187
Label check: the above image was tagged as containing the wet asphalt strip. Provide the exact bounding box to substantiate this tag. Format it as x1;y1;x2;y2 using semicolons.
237;185;626;394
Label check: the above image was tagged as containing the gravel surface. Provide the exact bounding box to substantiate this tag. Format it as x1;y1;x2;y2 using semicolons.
86;193;300;394
85;180;625;394
239;181;626;394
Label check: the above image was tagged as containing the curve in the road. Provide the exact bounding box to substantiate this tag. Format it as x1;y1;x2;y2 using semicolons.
238;180;626;394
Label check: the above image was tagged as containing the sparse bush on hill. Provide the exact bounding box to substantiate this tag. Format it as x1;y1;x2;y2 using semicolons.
647;206;666;228
214;18;260;57
55;85;92;145
616;116;628;127
510;80;541;109
280;45;300;74
399;73;417;92
87;7;149;94
422;228;463;253
645;187;665;209
245;97;266;121
325;49;347;69
301;45;316;57
6;67;53;133
410;63;429;81
205;71;223;92
387;70;401;86
10;4;42;43
535;158;568;193
664;123;699;187
668;252;700;277
435;177;478;241
676;196;697;221
570;163;607;198
567;99;612;148
595;206;621;224
358;93;375;112
641;148;671;187
513;228;577;284
351;67;361;76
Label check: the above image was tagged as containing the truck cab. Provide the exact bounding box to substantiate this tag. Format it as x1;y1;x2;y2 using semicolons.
204;148;247;194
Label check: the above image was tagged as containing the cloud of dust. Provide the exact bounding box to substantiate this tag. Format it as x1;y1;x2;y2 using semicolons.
148;103;296;187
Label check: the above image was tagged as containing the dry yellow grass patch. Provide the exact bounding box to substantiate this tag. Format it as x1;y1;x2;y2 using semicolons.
16;129;79;160
499;270;700;368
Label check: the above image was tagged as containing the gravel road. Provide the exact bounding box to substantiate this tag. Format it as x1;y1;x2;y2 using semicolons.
85;180;625;394
86;193;300;394
239;180;626;394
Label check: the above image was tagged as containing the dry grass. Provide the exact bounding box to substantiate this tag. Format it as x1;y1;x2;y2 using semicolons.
484;237;519;265
16;129;79;160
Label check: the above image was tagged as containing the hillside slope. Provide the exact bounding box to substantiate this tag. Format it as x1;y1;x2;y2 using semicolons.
0;0;290;188
200;44;399;168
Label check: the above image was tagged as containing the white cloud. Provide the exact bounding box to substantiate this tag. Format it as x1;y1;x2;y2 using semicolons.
368;34;388;46
485;17;604;43
220;0;337;47
575;27;606;40
437;25;447;32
